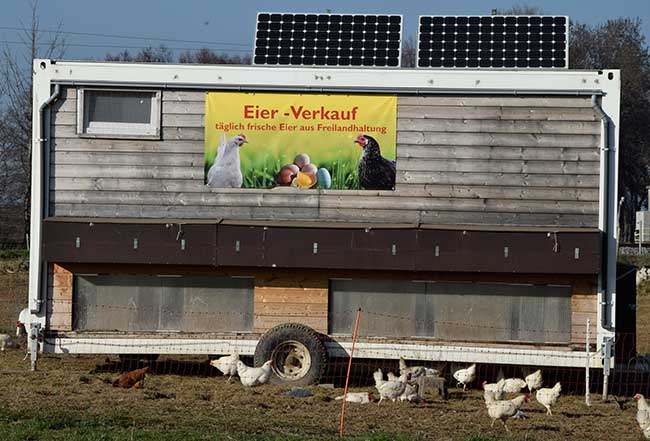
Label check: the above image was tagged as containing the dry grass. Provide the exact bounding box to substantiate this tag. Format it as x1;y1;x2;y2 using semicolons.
0;350;645;441
637;279;650;354
0;257;28;334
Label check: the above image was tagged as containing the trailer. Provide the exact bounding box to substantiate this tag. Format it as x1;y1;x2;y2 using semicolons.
27;58;620;384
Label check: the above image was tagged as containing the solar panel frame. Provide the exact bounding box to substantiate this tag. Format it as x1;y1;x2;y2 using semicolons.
253;12;404;68
416;15;569;69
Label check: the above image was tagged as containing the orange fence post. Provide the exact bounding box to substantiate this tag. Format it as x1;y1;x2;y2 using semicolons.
339;308;361;438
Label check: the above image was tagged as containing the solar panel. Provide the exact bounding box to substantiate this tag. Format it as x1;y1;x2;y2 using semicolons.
417;15;568;69
253;13;403;67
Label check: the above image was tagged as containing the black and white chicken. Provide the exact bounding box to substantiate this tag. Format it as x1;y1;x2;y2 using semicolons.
354;134;396;190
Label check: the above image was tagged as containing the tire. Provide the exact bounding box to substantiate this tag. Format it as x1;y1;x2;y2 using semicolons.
254;323;327;385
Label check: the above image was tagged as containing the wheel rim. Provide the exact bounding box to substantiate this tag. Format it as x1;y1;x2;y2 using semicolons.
270;340;312;381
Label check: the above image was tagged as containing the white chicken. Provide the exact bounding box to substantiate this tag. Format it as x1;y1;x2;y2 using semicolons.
236;360;272;387
398;357;434;379
0;334;19;351
335;392;373;403
373;368;408;404
502;378;527;394
634;394;650;432
453;364;476;391
400;381;420;403
485;393;529;432
206;133;248;188
525;370;543;392
536;382;562;415
209;353;239;382
483;378;506;401
387;371;420;402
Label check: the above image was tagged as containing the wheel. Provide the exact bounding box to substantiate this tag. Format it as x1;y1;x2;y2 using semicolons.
254;323;327;385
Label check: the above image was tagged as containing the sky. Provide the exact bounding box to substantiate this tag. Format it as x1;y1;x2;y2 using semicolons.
1;0;649;61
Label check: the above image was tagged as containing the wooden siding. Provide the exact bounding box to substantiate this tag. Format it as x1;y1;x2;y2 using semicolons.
253;274;328;334
46;264;73;331
49;88;601;227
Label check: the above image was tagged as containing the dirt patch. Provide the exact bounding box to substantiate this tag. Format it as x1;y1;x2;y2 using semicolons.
0;350;645;441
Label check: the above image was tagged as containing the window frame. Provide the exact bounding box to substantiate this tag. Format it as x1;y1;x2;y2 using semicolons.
76;87;162;140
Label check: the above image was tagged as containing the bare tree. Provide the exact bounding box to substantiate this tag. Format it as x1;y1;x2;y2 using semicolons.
105;45;174;63
496;4;543;15
401;36;416;68
0;0;65;246
571;18;650;241
177;47;251;64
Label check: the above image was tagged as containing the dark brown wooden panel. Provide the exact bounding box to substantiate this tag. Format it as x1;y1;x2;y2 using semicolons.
43;221;601;274
416;230;601;274
43;221;217;265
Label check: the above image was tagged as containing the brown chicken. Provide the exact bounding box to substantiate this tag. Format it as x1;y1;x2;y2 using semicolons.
113;366;150;389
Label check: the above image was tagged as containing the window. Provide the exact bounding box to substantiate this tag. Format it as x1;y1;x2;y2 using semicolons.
77;88;161;139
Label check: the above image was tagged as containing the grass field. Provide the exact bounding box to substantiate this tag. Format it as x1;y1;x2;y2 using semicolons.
1;258;649;440
0;350;645;441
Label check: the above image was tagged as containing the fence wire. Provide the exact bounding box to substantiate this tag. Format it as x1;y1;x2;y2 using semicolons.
0;261;648;398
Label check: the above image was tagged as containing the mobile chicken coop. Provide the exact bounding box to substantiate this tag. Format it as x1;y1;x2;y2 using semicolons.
27;13;621;385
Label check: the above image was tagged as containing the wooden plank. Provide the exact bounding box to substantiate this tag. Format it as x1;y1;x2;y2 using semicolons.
52;111;75;126
572;296;597;313
398;158;599;175
162;113;205;128
162;101;205;114
53;111;207;129
397;132;600;148
52;138;203;153
254;316;327;334
398;145;600;162
255;303;328;314
51;177;201;192
50;178;599;202
418;210;597;227
163;91;206;101
397;171;600;188
318;208;422;223
399;184;599;202
397;96;594;108
49;264;73;331
255;289;328;304
255;276;328;289
397;106;599;121
397;118;600;135
53;98;76;113
51;164;203;179
162;127;204;141
52;151;204;167
51;190;320;208
51;203;320;219
320;196;598;215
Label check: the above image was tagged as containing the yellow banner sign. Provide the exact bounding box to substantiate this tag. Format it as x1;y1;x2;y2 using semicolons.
204;92;397;190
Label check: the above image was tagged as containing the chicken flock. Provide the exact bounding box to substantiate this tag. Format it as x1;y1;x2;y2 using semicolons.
202;355;567;433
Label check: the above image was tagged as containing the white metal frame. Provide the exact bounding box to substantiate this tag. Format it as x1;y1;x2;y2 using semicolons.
30;60;621;368
76;87;161;139
45;337;605;368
